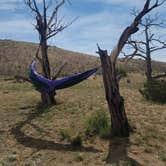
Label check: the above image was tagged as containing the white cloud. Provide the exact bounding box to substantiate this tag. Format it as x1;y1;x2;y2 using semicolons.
0;0;43;10
87;0;143;8
0;0;23;10
0;0;165;62
0;20;34;33
0;18;38;42
49;10;130;54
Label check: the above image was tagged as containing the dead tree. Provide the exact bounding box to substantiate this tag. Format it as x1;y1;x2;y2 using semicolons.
25;0;74;105
123;14;166;80
97;0;166;137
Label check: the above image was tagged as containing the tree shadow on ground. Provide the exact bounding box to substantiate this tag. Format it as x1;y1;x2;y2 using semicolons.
106;137;142;166
11;103;101;153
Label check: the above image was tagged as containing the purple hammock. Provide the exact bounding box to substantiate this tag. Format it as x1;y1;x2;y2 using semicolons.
29;60;98;94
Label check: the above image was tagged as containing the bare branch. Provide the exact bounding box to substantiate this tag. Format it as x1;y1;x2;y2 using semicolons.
35;45;42;64
14;75;31;83
152;72;166;79
122;38;147;61
52;62;67;80
150;38;166;52
111;0;165;64
122;1;166;65
25;0;41;17
116;73;126;82
140;13;166;28
47;0;65;27
46;17;78;39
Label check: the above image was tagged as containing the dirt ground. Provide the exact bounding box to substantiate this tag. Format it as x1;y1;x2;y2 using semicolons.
0;74;166;166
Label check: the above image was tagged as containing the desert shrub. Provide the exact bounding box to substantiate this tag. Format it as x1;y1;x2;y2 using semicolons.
85;110;110;139
70;135;83;147
159;151;166;162
58;129;70;141
116;67;127;77
140;79;166;103
96;67;127;77
127;79;131;84
74;153;84;162
99;125;111;139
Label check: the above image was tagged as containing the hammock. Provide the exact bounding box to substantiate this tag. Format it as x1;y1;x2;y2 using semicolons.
29;60;97;93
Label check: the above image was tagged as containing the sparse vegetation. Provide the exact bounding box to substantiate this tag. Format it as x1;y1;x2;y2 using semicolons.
140;79;166;103
0;0;166;165
85;110;110;139
116;67;127;77
58;129;70;141
158;151;166;162
0;74;166;165
1;40;166;78
70;135;83;147
73;153;84;162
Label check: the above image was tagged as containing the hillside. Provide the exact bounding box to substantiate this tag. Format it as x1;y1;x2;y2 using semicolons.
0;40;98;77
0;74;166;165
0;39;166;77
0;40;166;165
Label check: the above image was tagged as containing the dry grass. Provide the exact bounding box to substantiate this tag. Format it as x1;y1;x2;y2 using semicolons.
1;39;166;78
0;73;166;166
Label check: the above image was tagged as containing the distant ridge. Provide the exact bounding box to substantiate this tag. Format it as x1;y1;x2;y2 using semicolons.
0;39;166;77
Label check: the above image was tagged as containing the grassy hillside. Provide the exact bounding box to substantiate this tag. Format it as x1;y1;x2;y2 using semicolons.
0;40;98;77
0;39;166;165
0;74;166;166
0;39;166;77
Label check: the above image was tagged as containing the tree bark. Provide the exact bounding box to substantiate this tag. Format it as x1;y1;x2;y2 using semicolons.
96;0;165;137
25;0;72;106
40;38;56;105
146;54;152;80
145;27;153;80
98;47;130;137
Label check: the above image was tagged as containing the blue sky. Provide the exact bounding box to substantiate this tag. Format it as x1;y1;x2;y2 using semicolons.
0;0;166;62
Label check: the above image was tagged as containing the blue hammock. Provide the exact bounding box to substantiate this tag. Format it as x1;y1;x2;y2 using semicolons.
29;60;97;93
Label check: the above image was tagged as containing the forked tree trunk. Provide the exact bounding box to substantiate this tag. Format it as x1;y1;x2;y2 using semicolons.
96;0;164;137
40;39;56;105
25;0;72;106
98;48;130;137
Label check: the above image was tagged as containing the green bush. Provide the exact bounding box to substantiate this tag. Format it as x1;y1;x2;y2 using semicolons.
99;125;111;139
70;135;83;147
116;67;127;77
74;153;84;162
85;110;110;139
140;79;166;103
58;129;70;141
159;151;166;162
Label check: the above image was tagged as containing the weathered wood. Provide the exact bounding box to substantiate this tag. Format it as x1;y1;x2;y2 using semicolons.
153;72;166;79
52;62;67;80
97;0;164;137
97;46;130;137
25;0;71;105
124;11;166;80
39;12;56;105
145;26;153;80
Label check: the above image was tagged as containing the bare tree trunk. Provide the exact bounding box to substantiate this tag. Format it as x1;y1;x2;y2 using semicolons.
98;48;130;137
145;27;153;80
25;0;75;106
146;54;152;80
97;0;165;137
40;39;56;105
